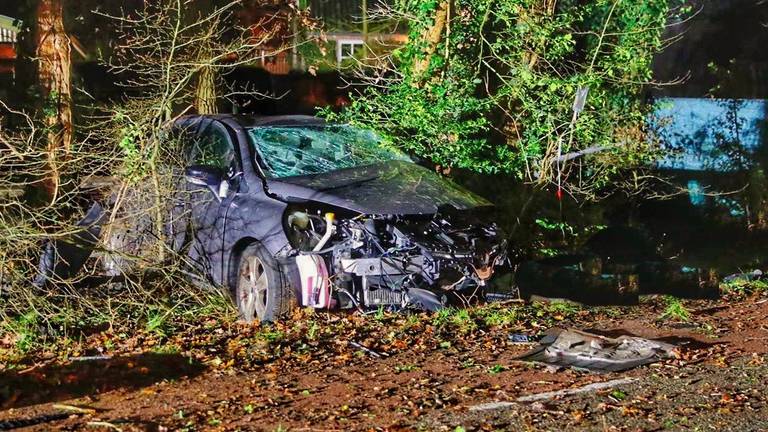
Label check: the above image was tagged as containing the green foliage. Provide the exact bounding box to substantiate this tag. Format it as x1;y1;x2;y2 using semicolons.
487;364;506;374
3;310;39;353
326;0;678;195
113;110;152;184
535;218;575;235
610;389;628;401
659;296;691;322
543;300;581;317
721;278;768;298
395;364;419;373
480;306;518;327
146;305;173;337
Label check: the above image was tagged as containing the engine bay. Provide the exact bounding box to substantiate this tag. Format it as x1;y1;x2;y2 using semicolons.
283;205;507;312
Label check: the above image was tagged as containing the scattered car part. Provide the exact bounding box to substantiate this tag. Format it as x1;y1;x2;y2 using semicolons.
34;202;105;287
518;328;677;372
469;378;639;410
508;333;532;343
348;341;389;358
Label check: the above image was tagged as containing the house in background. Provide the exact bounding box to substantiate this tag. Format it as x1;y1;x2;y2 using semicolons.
308;0;407;66
0;15;20;75
242;0;406;75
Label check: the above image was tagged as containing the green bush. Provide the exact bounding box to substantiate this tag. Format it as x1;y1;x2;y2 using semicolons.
326;0;682;195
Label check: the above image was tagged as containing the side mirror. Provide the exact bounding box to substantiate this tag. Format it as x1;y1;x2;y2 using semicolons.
185;165;231;200
185;165;224;187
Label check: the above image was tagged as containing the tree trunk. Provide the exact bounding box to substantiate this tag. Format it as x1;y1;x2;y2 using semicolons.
36;0;72;202
524;0;557;69
194;64;218;114
411;1;449;85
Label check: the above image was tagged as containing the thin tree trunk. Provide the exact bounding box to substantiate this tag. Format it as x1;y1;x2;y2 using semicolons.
194;65;218;114
36;0;72;202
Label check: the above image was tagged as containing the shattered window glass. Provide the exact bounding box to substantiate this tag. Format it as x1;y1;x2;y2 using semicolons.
247;125;410;178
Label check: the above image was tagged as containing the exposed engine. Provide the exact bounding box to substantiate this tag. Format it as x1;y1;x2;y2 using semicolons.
284;205;507;311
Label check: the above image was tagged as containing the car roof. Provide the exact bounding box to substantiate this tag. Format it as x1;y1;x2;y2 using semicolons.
184;114;328;128
172;114;332;140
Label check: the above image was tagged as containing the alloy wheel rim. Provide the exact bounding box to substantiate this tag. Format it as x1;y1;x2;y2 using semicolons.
239;256;268;321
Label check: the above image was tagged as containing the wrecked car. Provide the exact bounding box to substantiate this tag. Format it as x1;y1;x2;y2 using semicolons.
169;115;507;322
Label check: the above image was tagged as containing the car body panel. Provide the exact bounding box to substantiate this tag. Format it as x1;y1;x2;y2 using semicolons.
268;160;491;215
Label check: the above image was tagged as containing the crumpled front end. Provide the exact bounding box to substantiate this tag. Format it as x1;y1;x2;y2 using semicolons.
283;205;507;312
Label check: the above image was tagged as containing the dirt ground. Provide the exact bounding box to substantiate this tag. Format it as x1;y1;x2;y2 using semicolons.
1;293;768;431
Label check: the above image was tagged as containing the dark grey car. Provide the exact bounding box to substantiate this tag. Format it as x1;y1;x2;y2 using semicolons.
173;115;506;322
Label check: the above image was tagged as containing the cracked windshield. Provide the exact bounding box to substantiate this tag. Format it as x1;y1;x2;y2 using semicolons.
248;125;410;178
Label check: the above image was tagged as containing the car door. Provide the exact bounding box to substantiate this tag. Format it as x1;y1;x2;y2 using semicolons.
184;122;239;282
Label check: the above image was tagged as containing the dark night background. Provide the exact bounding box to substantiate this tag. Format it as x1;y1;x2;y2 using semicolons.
3;0;768;99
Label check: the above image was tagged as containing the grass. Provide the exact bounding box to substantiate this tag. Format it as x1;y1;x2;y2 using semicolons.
659;296;691;322
2;310;39;353
432;304;528;333
146;305;173;337
0;277;236;361
538;300;581;317
478;305;518;327
306;321;319;340
487;364;506;374
394;364;418;373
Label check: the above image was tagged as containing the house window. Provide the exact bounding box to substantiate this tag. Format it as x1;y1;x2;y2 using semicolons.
0;27;16;44
336;39;365;64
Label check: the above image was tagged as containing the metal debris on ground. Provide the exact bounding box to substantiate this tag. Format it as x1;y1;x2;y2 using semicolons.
68;355;113;362
508;333;532;343
468;377;640;411
517;328;677;372
348;341;388;358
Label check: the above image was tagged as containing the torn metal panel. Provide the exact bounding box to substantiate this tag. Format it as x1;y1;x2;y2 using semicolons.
518;328;677;372
289;207;506;311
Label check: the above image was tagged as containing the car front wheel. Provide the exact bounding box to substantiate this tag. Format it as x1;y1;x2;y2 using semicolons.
235;243;294;322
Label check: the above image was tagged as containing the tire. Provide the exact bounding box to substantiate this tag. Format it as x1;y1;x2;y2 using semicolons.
234;243;295;322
